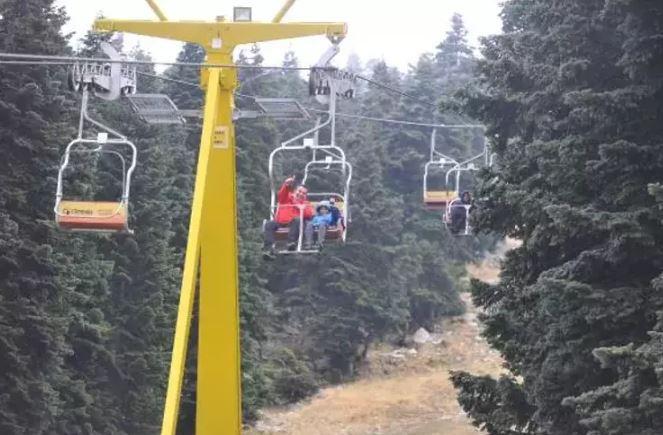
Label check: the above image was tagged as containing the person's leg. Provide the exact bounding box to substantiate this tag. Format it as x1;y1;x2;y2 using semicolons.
288;217;301;246
305;222;315;248
462;207;470;234
451;208;464;234
317;223;327;246
263;220;278;248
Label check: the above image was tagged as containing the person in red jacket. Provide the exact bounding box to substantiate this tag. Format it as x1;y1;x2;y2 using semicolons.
263;177;314;259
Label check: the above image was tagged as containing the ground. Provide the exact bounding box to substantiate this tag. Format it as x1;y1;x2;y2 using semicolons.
246;242;512;435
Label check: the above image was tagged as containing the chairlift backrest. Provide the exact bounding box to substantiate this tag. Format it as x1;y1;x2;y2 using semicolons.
268;144;351;222
423;129;460;206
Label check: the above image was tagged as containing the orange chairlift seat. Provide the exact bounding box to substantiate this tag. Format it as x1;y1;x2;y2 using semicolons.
55;89;137;233
423;160;459;211
423;190;457;209
56;201;129;232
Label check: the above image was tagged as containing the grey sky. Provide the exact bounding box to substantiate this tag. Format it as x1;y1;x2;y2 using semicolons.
56;0;503;71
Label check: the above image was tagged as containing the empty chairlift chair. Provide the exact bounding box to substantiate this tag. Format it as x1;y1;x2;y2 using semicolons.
55;90;137;233
423;129;459;211
423;163;458;210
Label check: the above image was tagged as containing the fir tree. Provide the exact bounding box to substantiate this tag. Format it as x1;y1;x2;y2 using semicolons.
0;6;497;430
0;0;73;432
452;1;663;434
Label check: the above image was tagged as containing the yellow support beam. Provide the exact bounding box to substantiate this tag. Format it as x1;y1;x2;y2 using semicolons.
144;0;168;21
94;10;347;435
94;20;347;52
273;0;296;23
197;62;242;433
159;71;221;435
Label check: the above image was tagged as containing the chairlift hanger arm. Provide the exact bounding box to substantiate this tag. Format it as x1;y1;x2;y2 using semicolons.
281;111;332;147
457;150;487;168
81;99;128;141
315;43;341;67
312;146;344;161
320;149;344;161
431;150;459;166
302;159;351;184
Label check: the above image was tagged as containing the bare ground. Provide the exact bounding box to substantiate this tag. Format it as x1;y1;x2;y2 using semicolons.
246;242;513;435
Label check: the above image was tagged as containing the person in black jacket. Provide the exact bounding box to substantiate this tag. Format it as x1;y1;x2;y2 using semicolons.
328;197;342;228
449;191;472;235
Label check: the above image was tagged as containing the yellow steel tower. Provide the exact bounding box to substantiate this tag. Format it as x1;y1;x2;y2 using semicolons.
94;1;346;434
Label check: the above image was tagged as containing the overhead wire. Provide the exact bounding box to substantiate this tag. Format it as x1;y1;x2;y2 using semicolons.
136;78;480;129
0;52;325;70
305;107;483;129
105;73;471;129
233;91;481;129
354;75;438;109
0;60;73;65
0;52;441;109
0;52;482;129
136;70;200;88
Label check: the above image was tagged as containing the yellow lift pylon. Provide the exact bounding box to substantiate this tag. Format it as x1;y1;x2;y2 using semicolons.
94;2;347;434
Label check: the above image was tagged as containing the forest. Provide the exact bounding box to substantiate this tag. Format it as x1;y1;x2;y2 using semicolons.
1;0;663;434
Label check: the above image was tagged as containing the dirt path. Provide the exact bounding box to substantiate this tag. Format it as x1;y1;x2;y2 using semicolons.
247;244;511;435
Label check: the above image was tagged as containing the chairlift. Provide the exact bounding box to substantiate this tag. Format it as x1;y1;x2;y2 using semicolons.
440;154;483;236
423;129;489;236
268;133;352;254
265;41;355;255
445;198;472;236
423;128;460;210
56;56;137;233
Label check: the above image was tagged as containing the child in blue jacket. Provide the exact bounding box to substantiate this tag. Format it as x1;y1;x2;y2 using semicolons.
305;200;333;249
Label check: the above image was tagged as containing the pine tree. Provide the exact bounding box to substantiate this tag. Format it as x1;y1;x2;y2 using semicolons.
0;0;74;432
452;1;663;434
435;13;476;96
560;2;663;434
0;6;503;430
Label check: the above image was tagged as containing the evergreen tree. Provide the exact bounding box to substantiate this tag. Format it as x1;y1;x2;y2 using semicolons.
561;2;663;434
435;13;476;96
452;1;663;434
0;6;495;431
0;0;73;432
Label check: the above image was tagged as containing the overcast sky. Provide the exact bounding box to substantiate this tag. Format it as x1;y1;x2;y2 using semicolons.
56;0;503;71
